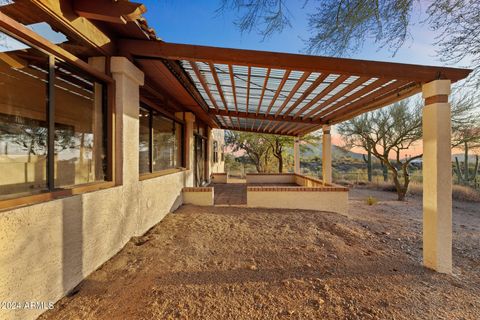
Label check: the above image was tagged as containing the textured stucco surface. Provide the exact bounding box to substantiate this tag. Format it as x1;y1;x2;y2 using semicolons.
422;80;452;274
0;57;188;320
211;174;227;183
0;172;187;320
182;189;214;206
246;174;296;184
247;190;348;215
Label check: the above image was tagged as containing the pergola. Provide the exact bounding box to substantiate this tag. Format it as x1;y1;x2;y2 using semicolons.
118;39;471;274
119;40;469;135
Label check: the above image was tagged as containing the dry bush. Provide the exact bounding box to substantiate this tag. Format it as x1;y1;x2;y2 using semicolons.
366;196;378;205
359;180;480;202
452;185;480;202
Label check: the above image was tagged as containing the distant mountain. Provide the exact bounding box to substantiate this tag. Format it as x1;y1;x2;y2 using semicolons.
299;144;365;161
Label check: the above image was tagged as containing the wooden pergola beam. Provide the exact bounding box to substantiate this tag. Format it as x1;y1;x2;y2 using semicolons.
245;66;251;113
283;73;329;117
312;78;391;120
330;82;422;124
74;0;146;24
293;74;349;119
228;64;239;113
189;61;220;111
274;71;311;117
294;81;421;136
0;11;113;82
266;70;291;114
208;109;323;124
220;125;298;136
267;121;282;133
118;39;472;82
209;62;229;110
304;76;369;118
256;68;271;115
321;80;411;122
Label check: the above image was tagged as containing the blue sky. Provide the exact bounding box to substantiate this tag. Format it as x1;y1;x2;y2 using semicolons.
140;0;469;69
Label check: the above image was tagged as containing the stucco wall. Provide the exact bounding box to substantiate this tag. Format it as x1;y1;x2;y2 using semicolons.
247;189;348;215
0;171;186;320
0;57;191;320
182;187;214;206
246;173;296;184
211;173;227;183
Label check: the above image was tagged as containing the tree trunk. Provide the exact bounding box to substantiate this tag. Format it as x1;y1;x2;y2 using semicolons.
464;141;469;183
381;160;388;182
392;171;407;201
278;154;283;173
367;148;372;182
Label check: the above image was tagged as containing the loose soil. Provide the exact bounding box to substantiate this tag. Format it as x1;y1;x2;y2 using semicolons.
40;189;480;319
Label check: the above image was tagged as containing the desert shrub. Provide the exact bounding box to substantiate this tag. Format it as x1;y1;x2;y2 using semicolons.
408;182;480;202
452;185;480;202
366;196;378;205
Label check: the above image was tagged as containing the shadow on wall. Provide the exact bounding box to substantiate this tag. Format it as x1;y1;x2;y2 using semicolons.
62;196;83;296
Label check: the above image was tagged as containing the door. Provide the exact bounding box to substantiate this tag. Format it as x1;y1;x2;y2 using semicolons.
194;135;207;186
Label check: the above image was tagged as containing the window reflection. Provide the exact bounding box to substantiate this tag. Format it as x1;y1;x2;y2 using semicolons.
0;31;48;199
139;107;150;174
54;61;106;187
138;105;183;174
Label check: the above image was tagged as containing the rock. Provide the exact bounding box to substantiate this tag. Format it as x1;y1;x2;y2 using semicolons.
249;265;258;271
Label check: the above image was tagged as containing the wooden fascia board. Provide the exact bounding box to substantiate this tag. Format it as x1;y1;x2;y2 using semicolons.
73;0;146;24
118;39;472;83
0;11;112;83
29;0;115;55
208;109;323;125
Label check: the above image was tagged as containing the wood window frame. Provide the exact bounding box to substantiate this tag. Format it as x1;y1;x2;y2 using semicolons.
0;14;116;211
138;103;185;180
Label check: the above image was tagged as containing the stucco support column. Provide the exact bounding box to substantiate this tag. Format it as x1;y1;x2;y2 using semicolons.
206;126;212;181
184;112;195;187
294;136;301;174
110;57;144;185
422;79;452;274
322;125;332;184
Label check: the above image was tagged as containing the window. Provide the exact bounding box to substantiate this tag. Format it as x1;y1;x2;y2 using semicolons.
0;30;107;200
139;107;151;174
54;61;106;188
213;141;219;163
139;105;183;175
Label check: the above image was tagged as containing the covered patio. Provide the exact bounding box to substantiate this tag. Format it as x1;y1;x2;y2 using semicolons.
0;3;476;319
119;39;471;273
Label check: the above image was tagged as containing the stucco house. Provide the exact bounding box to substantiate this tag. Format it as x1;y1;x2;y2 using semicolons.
0;1;471;319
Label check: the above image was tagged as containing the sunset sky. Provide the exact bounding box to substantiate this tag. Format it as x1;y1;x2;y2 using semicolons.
140;0;472;157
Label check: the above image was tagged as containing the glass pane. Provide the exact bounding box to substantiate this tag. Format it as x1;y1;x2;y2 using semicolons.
175;122;183;167
0;31;48;200
54;61;106;188
139;107;150;174
152;114;175;171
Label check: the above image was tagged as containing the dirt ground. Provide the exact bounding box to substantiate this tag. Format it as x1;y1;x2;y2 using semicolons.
40;188;480;320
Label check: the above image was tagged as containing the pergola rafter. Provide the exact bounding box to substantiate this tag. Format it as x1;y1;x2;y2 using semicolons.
119;39;471;136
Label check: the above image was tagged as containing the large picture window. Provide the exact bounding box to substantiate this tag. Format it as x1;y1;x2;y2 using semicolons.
0;30;107;200
139;105;183;175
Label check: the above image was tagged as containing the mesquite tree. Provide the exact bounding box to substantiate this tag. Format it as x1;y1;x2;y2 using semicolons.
339;96;479;200
225;131;272;172
225;130;319;173
339;101;422;200
218;0;480;85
